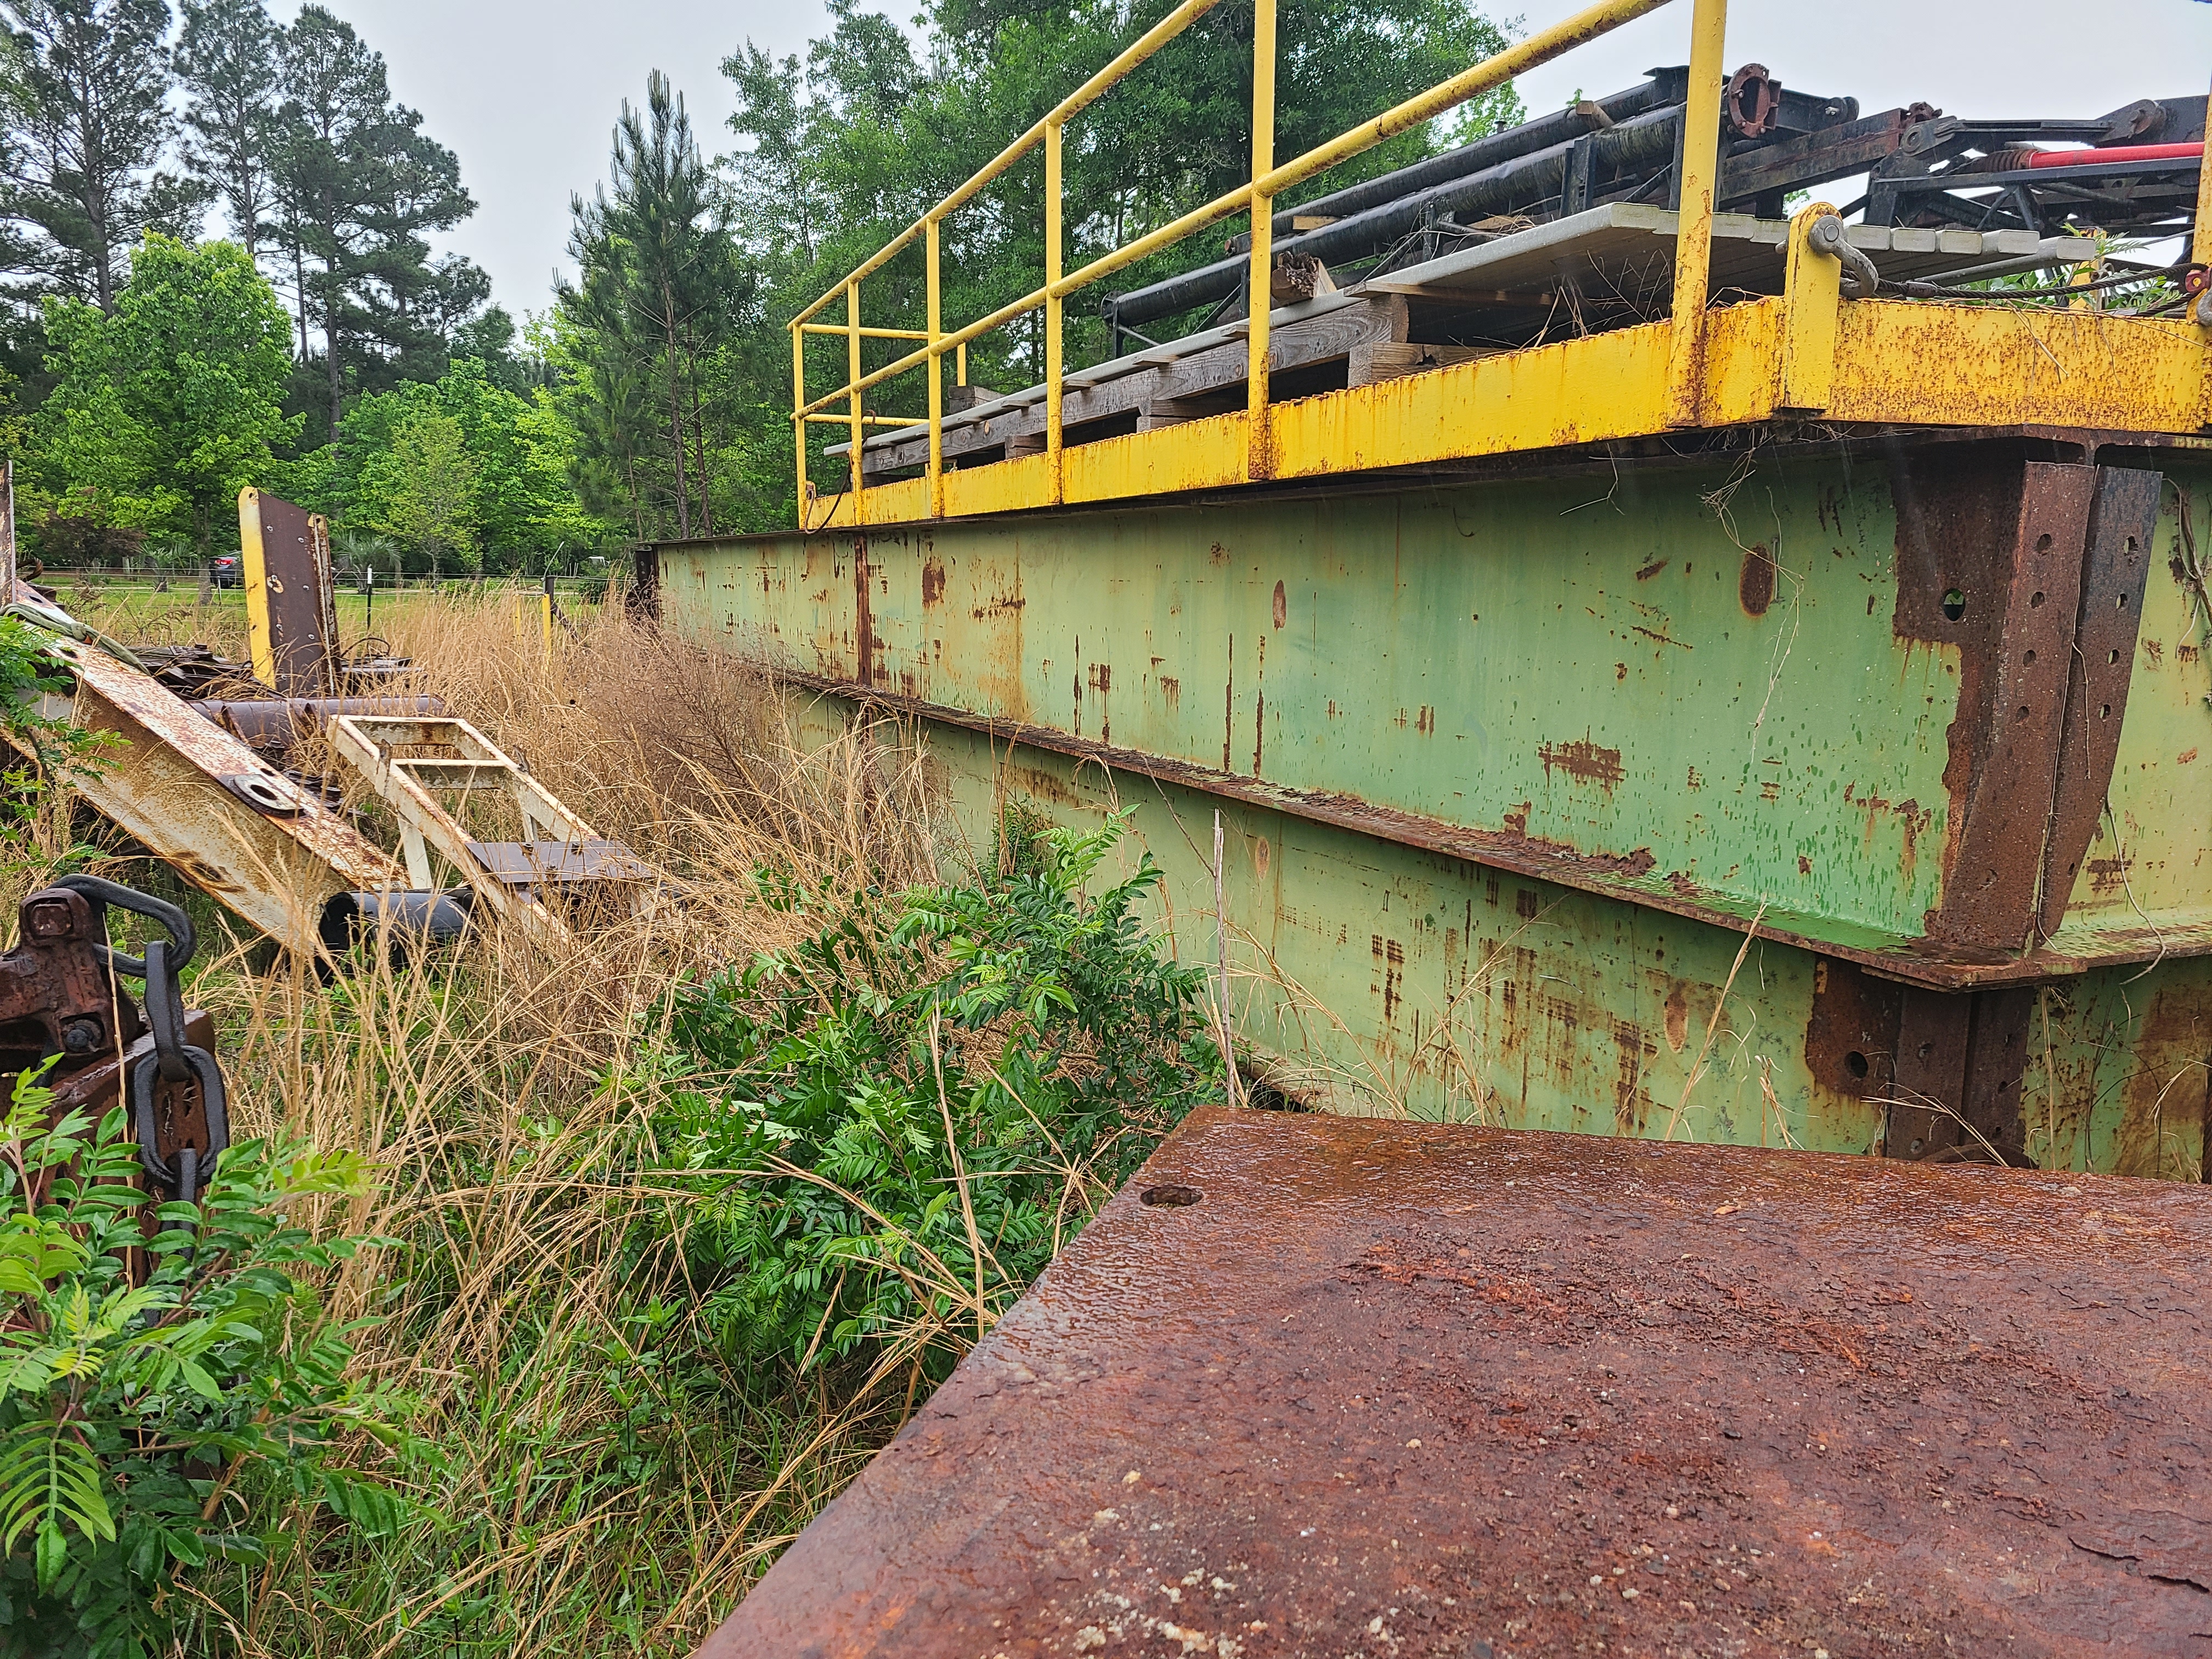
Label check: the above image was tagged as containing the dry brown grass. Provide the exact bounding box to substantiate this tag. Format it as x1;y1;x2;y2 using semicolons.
48;586;949;1655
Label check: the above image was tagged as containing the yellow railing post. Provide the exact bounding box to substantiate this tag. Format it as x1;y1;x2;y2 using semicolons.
2194;68;2212;273
1046;119;1065;501
928;216;945;517
1776;201;1841;414
791;321;810;530
1663;0;1725;428
785;0;1675;527
1245;0;1277;482
846;280;865;522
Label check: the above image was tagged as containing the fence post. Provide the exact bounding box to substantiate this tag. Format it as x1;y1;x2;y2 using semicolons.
1245;0;1277;482
1663;0;1726;428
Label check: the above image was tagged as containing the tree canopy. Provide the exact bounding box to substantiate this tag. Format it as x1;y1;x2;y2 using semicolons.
0;0;1524;564
33;232;296;550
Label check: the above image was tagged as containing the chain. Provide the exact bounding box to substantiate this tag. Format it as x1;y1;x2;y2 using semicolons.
53;875;231;1205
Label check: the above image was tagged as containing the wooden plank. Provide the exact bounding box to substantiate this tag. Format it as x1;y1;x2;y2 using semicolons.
859;294;1408;474
1347;340;1504;387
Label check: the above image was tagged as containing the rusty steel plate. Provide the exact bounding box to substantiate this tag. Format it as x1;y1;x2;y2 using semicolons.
701;1105;2212;1659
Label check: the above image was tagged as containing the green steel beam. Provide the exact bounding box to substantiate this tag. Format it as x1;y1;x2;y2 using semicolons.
651;433;2212;1176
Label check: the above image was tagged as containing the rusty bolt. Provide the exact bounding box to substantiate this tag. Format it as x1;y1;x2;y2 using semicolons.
60;1017;101;1055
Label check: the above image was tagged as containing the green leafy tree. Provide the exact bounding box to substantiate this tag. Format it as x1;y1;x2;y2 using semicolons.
32;233;299;559
561;71;746;542
269;5;486;439
0;1066;400;1654
323;356;605;572
548;0;1522;536
364;407;473;573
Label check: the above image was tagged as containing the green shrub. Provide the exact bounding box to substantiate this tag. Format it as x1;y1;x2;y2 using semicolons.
0;1066;400;1657
657;810;1222;1387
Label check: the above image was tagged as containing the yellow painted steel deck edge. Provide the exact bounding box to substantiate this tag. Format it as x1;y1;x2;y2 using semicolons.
814;296;2207;531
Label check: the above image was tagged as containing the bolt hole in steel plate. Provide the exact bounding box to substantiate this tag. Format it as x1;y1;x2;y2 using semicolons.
219;772;306;817
1844;1049;1869;1079
1139;1183;1202;1207
697;1107;2212;1659
1942;587;1967;621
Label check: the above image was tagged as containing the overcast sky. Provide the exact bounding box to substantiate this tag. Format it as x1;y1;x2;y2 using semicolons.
279;0;2209;318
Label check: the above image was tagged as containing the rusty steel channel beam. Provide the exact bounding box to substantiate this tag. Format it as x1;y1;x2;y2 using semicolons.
705;1105;2212;1657
31;637;407;956
645;430;2212;1172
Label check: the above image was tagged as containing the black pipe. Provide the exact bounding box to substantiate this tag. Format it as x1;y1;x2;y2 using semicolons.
189;696;447;752
1109;105;1683;328
320;890;475;953
1260;75;1677;240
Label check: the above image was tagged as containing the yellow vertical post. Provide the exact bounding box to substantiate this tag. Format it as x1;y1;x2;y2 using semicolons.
1775;202;1840;415
1245;0;1277;481
846;280;865;523
957;341;968;388
1046;119;1065;503
791;323;809;529
236;486;277;687
927;216;945;517
1663;0;1726;428
540;573;555;655
2194;68;2212;272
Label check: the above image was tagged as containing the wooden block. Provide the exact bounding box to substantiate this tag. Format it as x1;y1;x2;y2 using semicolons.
1136;398;1206;432
1346;340;1504;388
1003;434;1045;458
1271;253;1336;304
946;383;1002;413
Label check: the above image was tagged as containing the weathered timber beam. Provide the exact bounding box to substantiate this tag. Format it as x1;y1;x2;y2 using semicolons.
853;294;1409;476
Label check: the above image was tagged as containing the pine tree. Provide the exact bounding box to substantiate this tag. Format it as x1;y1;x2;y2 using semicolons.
0;0;206;312
562;72;742;541
270;5;480;438
176;0;281;259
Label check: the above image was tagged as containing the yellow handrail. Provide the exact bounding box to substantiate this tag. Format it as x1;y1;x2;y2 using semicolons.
793;0;1711;528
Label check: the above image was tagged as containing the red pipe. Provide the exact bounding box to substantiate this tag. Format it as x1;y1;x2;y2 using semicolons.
2027;142;2202;169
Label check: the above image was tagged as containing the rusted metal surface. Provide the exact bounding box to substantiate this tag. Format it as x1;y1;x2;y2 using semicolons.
237;489;340;697
188;696;446;754
650;433;2212;1167
706;1105;2212;1657
326;713;658;947
2038;469;2162;938
0;879;226;1209
43;637;404;955
1891;450;2094;953
40;637;406;955
465;839;659;887
648;436;2210;983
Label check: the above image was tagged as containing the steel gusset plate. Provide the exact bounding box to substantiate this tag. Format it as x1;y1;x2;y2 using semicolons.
704;1107;2212;1658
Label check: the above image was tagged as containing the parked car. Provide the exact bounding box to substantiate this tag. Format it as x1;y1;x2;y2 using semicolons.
208;555;241;589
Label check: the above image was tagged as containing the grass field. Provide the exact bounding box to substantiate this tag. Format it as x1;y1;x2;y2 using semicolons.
50;575;600;664
26;591;942;1655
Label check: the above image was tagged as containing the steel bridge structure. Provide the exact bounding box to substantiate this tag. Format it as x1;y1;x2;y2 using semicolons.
641;0;2212;1175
